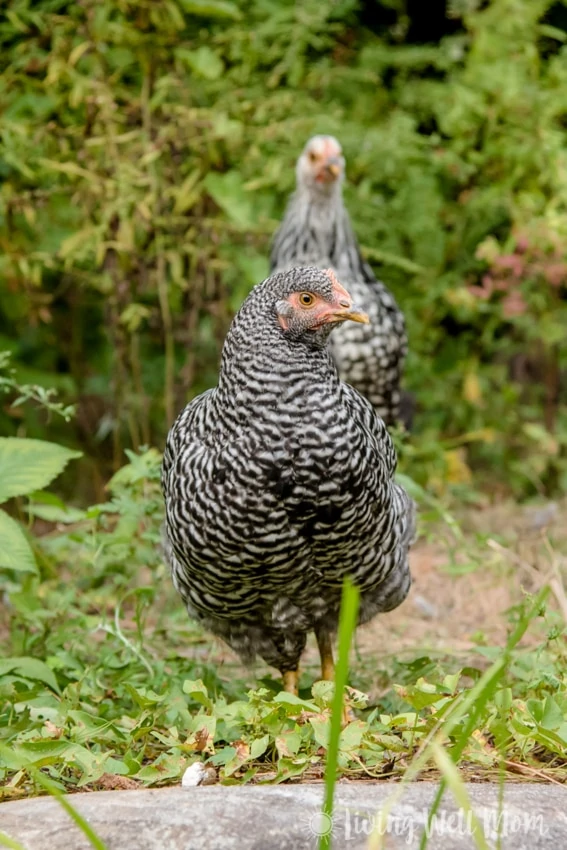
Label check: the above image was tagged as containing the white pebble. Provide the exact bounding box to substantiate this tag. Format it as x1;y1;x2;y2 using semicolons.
181;762;207;787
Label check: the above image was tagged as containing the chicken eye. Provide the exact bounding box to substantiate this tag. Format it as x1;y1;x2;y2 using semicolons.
308;151;318;163
298;292;315;307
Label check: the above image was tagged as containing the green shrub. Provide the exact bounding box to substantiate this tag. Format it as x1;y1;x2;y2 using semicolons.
0;0;566;497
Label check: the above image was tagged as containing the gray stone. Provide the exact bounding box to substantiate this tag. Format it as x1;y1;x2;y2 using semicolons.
1;782;565;849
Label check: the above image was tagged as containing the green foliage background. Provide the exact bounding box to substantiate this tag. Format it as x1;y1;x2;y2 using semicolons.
1;0;567;497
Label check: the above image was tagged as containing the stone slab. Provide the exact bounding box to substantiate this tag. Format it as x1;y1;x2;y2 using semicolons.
1;782;565;849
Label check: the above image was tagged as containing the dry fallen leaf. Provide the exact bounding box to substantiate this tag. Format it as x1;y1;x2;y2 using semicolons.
96;774;139;791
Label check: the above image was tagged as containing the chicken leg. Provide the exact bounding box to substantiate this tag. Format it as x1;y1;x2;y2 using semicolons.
315;627;335;682
282;669;299;695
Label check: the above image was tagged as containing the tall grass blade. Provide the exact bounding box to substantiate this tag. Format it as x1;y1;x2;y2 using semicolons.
0;833;27;850
319;578;360;850
430;743;490;850
30;770;109;850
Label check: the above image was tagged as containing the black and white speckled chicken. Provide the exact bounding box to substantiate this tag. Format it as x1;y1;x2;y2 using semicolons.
271;135;408;428
162;267;415;694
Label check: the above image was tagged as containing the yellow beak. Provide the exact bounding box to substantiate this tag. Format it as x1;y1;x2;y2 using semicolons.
331;306;370;325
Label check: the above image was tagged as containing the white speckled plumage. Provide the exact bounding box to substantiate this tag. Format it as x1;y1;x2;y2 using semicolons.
162;267;415;680
271;135;407;426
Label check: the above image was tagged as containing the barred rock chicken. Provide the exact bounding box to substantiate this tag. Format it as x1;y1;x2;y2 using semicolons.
162;267;415;694
271;135;408;427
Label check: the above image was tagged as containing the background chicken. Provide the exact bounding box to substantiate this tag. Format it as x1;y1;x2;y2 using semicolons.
162;266;415;693
271;135;408;428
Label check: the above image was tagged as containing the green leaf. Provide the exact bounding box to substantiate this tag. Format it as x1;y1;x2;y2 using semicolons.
183;679;212;709
178;0;241;20
372;733;407;752
309;716;330;749
26;502;86;524
0;438;82;503
0;657;60;693
339;721;364;754
208;746;236;766
176;47;224;80
311;680;335;707
275;755;310;782
250;735;270;759
125;686;165;709
0;509;37;573
204;171;255;229
275;730;302;757
273;692;319;712
135;753;185;784
13;740;79;765
541;697;566;731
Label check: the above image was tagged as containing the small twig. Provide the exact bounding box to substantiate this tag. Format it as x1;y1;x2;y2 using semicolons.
486;538;553;585
504;760;565;786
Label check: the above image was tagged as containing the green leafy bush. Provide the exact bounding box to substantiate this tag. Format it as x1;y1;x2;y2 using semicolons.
0;0;566;498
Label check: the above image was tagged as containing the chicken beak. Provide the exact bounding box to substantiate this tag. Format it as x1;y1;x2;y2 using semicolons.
325;159;341;179
331;305;370;325
324;273;369;324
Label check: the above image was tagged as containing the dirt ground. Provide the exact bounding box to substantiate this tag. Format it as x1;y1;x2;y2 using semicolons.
356;500;566;672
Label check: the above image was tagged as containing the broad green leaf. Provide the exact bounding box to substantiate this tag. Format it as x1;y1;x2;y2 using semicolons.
339;721;364;753
275;755;310;782
125;686;165;709
372;734;408;752
309;716;330;749
204;171;254;229
208;746;236;766
274;730;302;757
273;692;319;712
234;253;270;290
0;509;37;573
67;710;124;743
0;438;82;503
0;657;60;692
394;678;447;710
183;679;212;709
250;735;270;759
311;680;335;707
14;740;77;761
135;753;185;784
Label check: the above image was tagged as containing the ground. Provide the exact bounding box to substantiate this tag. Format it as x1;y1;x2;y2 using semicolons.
1;493;566;802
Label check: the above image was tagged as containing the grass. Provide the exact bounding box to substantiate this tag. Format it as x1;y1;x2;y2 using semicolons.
0;449;566;850
320;579;360;850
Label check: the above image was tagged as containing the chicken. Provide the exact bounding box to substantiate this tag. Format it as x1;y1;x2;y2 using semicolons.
162;267;415;693
271;135;408;428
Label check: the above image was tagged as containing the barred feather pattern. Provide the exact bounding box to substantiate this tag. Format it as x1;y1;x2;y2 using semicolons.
162;268;415;675
271;180;407;426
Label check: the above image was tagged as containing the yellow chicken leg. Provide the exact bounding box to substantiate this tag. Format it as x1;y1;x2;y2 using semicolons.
282;669;299;695
316;627;353;725
316;628;335;681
